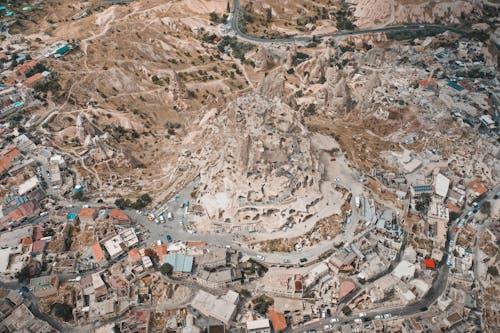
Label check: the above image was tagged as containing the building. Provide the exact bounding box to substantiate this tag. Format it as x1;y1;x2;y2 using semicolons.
434;173;450;200
196;269;234;289
93;242;106;265
18;176;40;196
92;273;108;299
109;209;131;224
304;262;329;289
268;310;287;332
190;290;238;325
79;208;97;224
162;253;194;274
30;276;59;297
1;304;53;333
410;184;433;198
261;273;304;298
119;228;139;247
246;319;270;333
103;235;126;259
392;260;416;281
338;279;356;300
467;180;487;204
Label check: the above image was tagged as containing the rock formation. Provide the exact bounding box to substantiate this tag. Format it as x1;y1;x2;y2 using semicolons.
192;93;324;232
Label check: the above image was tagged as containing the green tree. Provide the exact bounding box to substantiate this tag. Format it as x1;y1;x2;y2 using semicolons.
487;266;498;277
160;263;173;276
342;305;352;316
43;228;55;237
53;303;73;321
209;12;219;23
415;193;432;214
480;201;491;216
240;289;251;297
266;8;272;23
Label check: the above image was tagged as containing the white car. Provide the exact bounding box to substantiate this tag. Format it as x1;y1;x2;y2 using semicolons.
83;204;89;208
323;324;333;330
39;211;48;217
353;318;362;323
330;318;339;323
358;312;367;318
256;255;265;261
374;314;383;320
384;313;392;319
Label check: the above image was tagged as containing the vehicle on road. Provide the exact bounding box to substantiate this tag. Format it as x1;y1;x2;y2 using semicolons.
166;235;172;242
256;255;265;261
39;211;48;217
299;258;307;263
330;318;339;323
355;196;360;208
283;259;290;264
324;324;333;330
374;314;383;320
384;313;392;319
167;212;173;220
225;245;231;249
353;318;362;323
358;312;367;317
330;157;336;161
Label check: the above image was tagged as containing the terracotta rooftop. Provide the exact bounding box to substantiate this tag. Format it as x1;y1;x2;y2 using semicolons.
339;279;356;299
109;209;130;222
93;243;105;263
468;180;487;196
78;207;97;218
128;248;141;263
268;309;287;332
24;72;44;86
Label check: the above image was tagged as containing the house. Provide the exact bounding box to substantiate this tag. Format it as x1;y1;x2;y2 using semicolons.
268;310;287;332
190;290;238;325
109;209;131;224
467;180;487;204
162;253;193;275
78;208;97;224
338;279;356;300
30;276;59;297
434;173;450;200
424;259;436;270
92;242;106;265
103;235;126;259
246;319;270;333
128;248;142;264
410;184;433;198
18;176;40;196
24;72;44;86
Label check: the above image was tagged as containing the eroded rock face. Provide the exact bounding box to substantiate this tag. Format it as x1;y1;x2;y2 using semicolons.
254;47;276;72
193;93;324;232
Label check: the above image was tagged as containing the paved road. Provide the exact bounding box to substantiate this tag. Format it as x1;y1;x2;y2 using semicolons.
229;0;467;45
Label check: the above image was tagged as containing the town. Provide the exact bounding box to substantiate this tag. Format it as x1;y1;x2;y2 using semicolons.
0;0;499;333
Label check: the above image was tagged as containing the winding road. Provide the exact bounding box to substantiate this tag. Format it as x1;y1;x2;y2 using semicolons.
229;0;467;45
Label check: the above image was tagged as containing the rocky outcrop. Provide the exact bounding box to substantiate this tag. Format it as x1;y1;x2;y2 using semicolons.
192;93;324;232
254;47;276;72
170;71;188;100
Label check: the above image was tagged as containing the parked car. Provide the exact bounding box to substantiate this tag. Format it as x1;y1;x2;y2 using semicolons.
330;318;339;323
323;324;333;330
384;313;392;319
299;258;308;263
256;255;265;261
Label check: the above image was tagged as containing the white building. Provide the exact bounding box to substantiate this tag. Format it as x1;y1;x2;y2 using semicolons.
246;319;271;333
190;290;238;325
18;176;40;196
103;235;125;259
434;173;450;200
